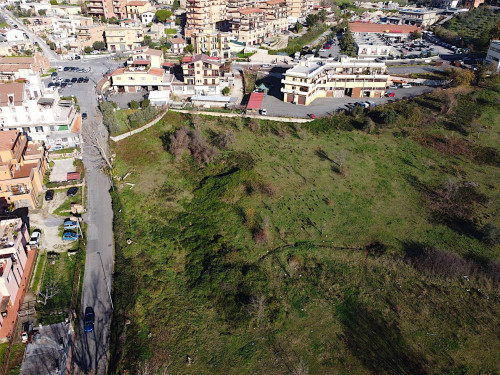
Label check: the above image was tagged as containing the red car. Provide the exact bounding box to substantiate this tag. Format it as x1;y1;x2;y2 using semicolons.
308;114;316;119
386;92;395;97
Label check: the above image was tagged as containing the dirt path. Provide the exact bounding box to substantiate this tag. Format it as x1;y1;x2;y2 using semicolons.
30;191;73;253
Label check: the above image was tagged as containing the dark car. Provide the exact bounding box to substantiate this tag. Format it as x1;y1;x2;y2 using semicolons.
67;187;78;197
75;55;81;60
48;82;54;87
61;82;67;88
82;113;87;120
64;67;69;71
77;77;83;83
45;190;54;201
64;78;70;83
83;77;89;83
51;72;57;77
71;77;77;83
83;307;94;333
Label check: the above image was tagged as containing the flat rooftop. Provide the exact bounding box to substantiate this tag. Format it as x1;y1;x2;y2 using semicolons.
0;218;23;250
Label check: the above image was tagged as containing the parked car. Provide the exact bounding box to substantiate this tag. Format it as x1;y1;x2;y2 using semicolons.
386;92;395;97
64;220;78;230
402;84;412;88
260;108;267;115
83;77;89;83
71;77;77;83
63;67;70;71
45;190;54;201
77;77;83;83
308;114;316;119
62;231;78;241
82;113;87;120
29;229;41;246
51;72;57;77
67;187;78;197
58;66;64;72
84;307;95;333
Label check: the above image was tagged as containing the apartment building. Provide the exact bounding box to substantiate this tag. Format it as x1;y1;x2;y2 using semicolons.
176;54;222;95
74;24;106;49
0;82;80;148
486;40;500;72
104;25;144;52
261;0;288;36
52;16;93;34
288;0;311;20
24;17;53;35
125;0;153;19
88;0;126;19
0;54;50;76
395;7;439;27
185;0;227;38
281;55;389;105
0;217;32;337
109;64;171;92
192;30;232;58
0;131;47;208
230;8;265;45
126;47;164;68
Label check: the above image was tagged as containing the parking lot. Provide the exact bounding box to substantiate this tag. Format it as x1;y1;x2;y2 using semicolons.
261;83;434;118
47;66;92;90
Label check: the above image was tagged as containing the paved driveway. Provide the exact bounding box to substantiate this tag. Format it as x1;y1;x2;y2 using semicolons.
49;159;75;182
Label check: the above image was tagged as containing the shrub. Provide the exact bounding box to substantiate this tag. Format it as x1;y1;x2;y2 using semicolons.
99;102;119;134
481;223;500;245
130;100;140;110
169;126;218;165
141;99;150;108
212;130;235;150
222;87;230;96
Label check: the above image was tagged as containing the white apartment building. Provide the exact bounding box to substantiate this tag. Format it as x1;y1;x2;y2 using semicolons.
281;55;390;105
486;40;500;72
140;11;156;24
0;79;80;148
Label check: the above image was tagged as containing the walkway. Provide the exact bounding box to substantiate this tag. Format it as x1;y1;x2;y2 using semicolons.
110;109;168;142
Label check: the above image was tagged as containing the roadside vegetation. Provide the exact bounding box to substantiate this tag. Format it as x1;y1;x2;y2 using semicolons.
434;7;500;52
100;101;160;136
109;74;500;374
270;24;330;55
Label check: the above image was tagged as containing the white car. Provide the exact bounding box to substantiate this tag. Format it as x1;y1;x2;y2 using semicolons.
28;230;41;246
57;66;63;72
402;84;412;88
319;49;326;52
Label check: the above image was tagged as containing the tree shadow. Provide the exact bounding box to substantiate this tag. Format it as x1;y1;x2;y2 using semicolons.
337;294;428;375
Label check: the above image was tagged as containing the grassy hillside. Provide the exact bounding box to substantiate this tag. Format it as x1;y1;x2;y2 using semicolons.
109;78;500;374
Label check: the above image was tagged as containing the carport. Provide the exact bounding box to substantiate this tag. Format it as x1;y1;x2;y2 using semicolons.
246;92;265;113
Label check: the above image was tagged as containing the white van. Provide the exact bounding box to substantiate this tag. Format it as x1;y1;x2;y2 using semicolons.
402;84;412;88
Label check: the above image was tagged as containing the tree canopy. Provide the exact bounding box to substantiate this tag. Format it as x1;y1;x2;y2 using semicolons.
155;9;172;22
339;23;356;57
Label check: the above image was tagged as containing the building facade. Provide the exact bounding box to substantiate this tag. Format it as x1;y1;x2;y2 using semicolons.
88;0;126;19
185;0;227;38
109;65;171;92
125;0;153;19
178;54;222;95
281;56;389;105
192;30;232;58
486;40;500;72
126;47;164;68
104;25;144;51
0;217;31;336
0;131;47;208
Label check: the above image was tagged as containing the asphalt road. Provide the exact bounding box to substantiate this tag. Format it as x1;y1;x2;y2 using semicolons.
1;10;59;62
46;57;121;375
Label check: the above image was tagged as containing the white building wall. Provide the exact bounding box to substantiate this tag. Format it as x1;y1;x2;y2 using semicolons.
486;40;500;72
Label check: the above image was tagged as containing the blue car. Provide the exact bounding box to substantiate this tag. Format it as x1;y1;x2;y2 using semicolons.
62;231;78;241
83;307;94;333
64;220;78;230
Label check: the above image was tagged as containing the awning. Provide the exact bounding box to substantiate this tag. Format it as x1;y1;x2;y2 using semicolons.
58;125;69;131
132;60;150;65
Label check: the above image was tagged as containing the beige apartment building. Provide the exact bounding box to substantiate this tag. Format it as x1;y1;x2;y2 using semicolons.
109;65;171;92
192;30;232;58
88;0;126;19
288;0;310;19
125;0;153;19
185;0;227;38
179;54;222;95
74;24;106;49
126;47;164;68
0;130;47;208
281;56;389;105
104;25;144;52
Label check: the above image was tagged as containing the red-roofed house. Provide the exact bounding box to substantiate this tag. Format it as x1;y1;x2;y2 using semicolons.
170;38;187;55
109;64;172;93
176;54;222;95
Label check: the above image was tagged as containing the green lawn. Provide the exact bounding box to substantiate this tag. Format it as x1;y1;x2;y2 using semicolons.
30;251;47;293
109;79;500;374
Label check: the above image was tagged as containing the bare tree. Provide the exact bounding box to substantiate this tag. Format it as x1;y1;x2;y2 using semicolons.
83;119;112;171
38;281;60;305
422;158;434;172
334;149;349;167
249;294;266;320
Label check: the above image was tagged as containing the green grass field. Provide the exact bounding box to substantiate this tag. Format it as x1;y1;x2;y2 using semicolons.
109;78;500;374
